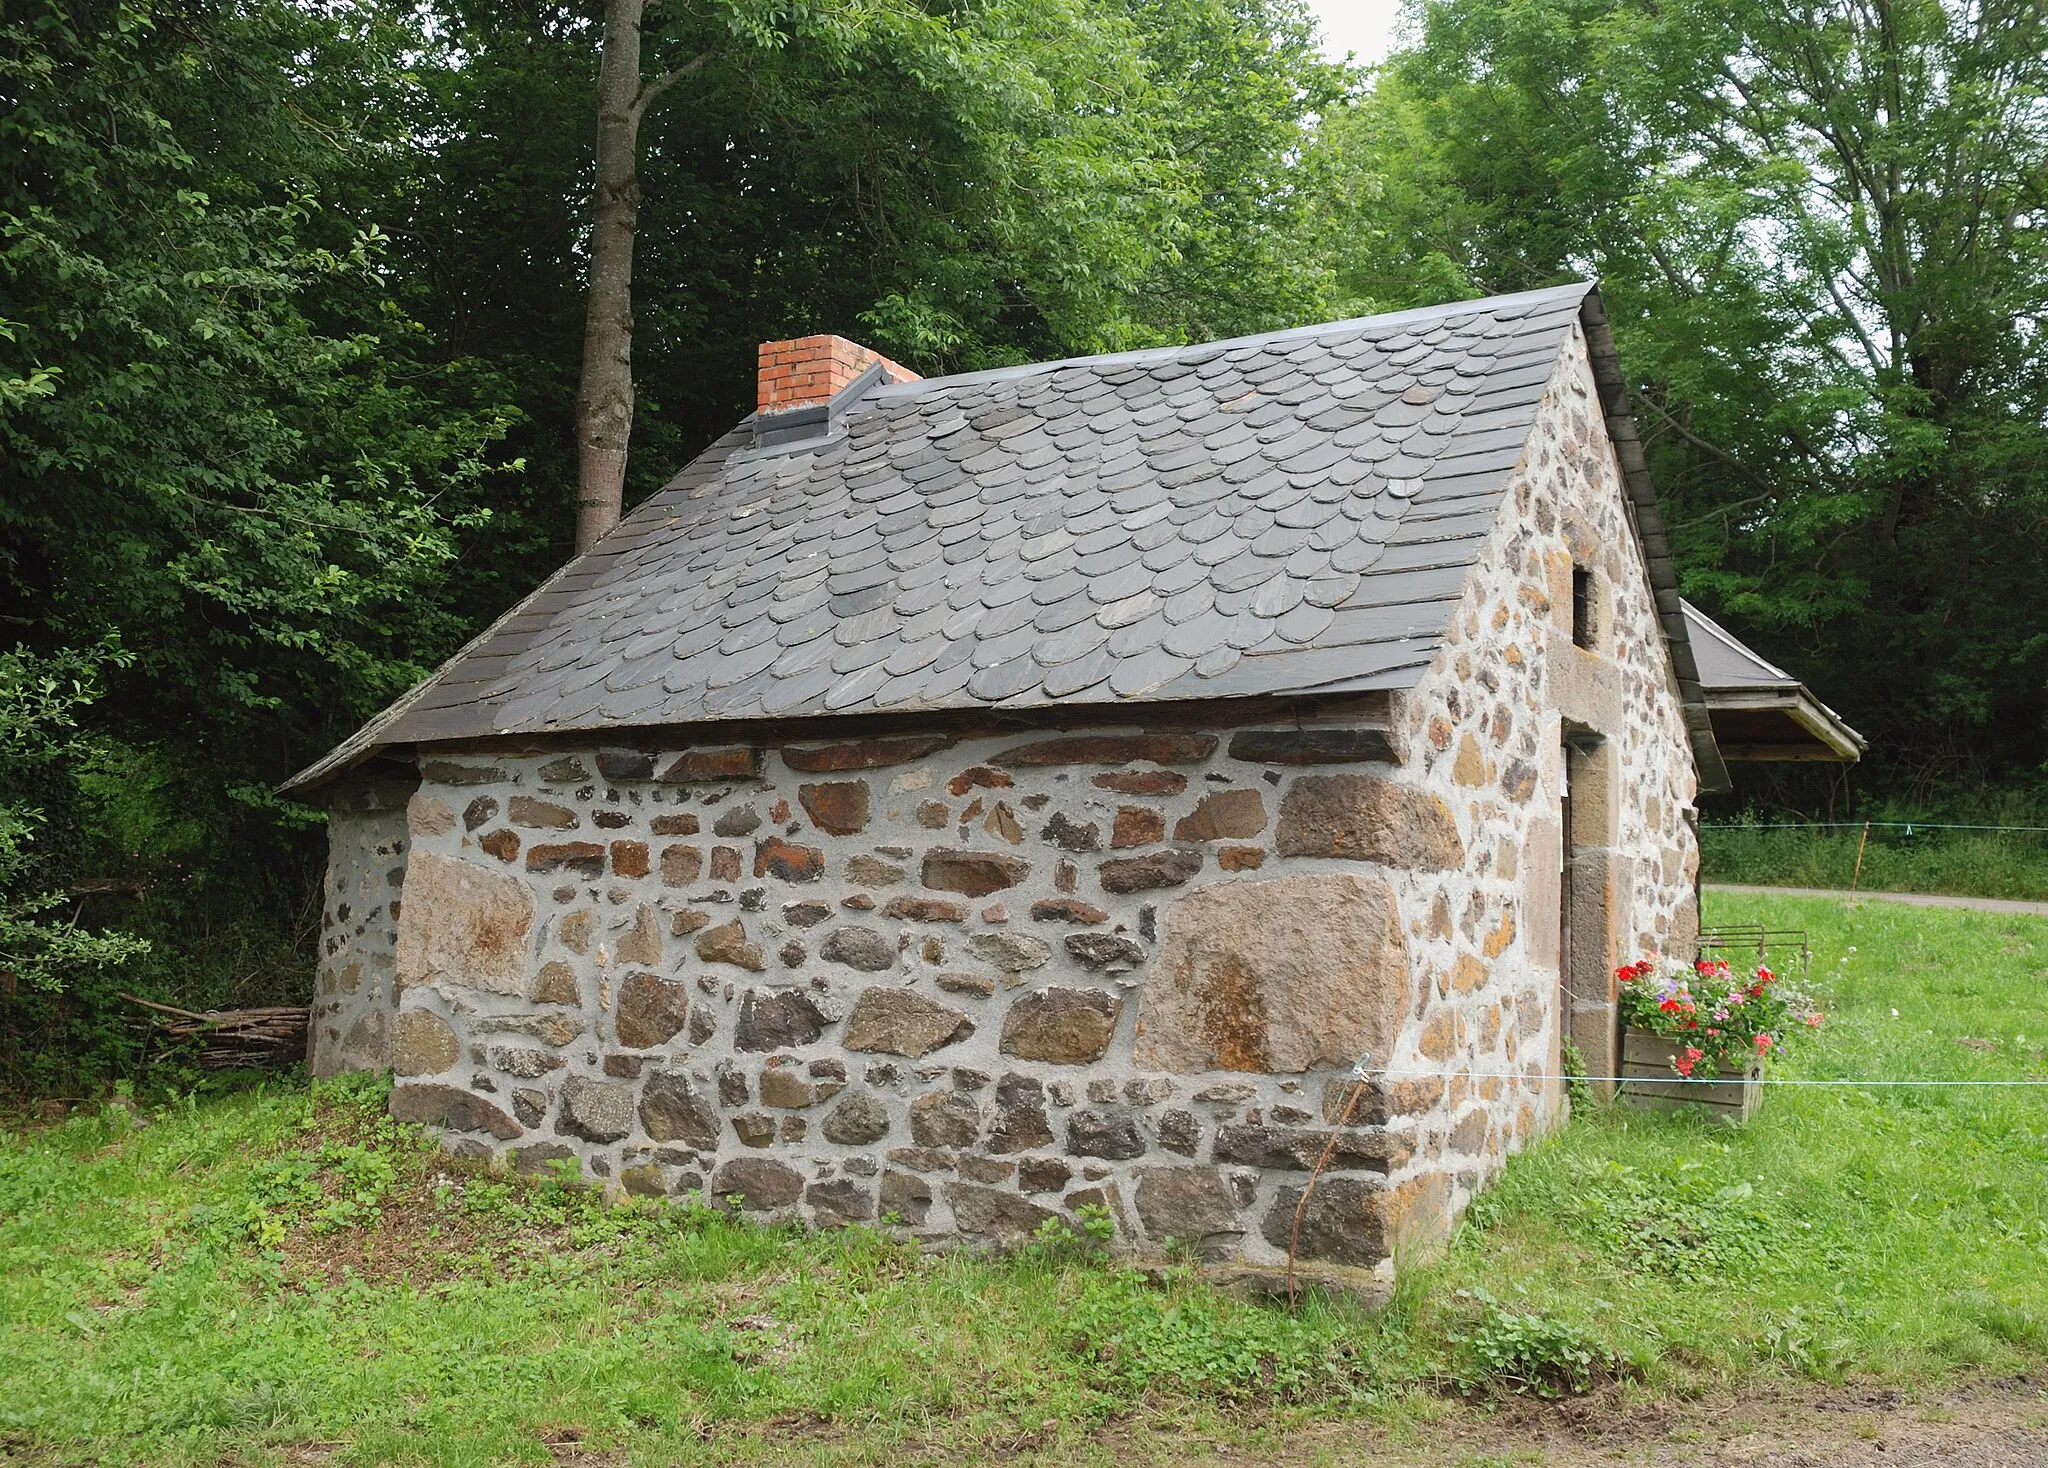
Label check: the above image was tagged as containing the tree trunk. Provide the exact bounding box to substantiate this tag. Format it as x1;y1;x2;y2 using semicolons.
576;0;647;555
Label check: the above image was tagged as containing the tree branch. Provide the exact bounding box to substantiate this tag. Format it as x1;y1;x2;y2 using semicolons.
1823;274;1890;377
1629;387;1775;491
630;50;711;127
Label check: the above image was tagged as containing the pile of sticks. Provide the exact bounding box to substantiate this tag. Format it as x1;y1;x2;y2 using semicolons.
120;993;309;1070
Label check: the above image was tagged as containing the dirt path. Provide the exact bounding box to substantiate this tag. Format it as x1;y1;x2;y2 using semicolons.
1192;1377;2048;1468
1707;882;2048;918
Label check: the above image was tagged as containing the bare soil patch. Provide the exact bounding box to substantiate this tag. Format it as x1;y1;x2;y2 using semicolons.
1245;1374;2048;1467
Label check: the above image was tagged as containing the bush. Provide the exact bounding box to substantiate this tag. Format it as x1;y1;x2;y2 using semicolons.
0;644;152;1094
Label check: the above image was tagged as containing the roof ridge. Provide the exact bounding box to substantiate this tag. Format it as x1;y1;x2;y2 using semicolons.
866;281;1597;400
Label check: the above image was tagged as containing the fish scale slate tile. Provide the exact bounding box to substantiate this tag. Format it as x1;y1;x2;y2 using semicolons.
288;282;1724;787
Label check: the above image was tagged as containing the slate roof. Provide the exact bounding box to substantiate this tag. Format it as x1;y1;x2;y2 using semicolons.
1684;600;1806;694
1682;601;1863;758
289;281;1728;793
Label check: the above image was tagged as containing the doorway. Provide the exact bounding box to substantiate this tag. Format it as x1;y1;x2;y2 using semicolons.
1559;726;1612;1093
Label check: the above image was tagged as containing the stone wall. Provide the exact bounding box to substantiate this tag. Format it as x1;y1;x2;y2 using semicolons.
316;323;1702;1269
310;780;413;1077
1388;320;1701;1221
374;724;1462;1269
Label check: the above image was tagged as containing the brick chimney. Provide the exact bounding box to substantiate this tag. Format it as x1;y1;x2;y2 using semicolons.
758;335;919;415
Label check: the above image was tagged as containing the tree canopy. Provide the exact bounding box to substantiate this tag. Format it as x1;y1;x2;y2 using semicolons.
1329;0;2048;790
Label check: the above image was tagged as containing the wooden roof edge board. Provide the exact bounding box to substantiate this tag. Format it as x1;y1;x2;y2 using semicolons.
1703;687;1865;760
1575;287;1731;795
1714;742;1861;763
394;687;1404;762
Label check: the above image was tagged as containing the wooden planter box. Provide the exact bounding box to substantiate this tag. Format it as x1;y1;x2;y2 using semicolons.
1619;1029;1763;1124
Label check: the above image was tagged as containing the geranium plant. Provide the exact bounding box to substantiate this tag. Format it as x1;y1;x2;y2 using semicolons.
1616;956;1823;1079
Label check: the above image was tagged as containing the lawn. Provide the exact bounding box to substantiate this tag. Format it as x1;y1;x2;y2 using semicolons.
2;892;2044;1466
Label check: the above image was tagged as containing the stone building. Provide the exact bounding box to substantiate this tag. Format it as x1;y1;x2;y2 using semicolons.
285;282;1739;1274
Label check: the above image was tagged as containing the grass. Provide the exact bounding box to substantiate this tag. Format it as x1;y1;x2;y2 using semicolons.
2;892;2044;1465
1700;814;2048;902
1427;892;2048;1385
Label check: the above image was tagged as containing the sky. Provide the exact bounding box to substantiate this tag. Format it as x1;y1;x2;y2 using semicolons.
1307;0;1407;65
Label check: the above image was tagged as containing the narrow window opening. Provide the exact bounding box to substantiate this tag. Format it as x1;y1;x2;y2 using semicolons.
1570;566;1595;650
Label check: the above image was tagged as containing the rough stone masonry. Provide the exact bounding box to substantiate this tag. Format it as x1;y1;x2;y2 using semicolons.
311;324;1699;1272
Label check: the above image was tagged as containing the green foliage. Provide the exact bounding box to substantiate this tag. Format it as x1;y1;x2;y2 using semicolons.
0;0;527;1091
1448;1288;1624;1397
1016;1200;1118;1266
0;643;149;1001
1703;802;2048;902
1498;1157;1795;1281
1330;0;2048;788
1068;1266;1369;1402
1559;1036;1593;1113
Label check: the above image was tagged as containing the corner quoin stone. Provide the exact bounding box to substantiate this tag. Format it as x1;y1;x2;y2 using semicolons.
1273;773;1465;869
1260;1176;1391;1267
1136;872;1409;1074
393;851;535;996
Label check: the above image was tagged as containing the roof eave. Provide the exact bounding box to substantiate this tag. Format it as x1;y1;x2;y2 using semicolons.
1702;685;1866;761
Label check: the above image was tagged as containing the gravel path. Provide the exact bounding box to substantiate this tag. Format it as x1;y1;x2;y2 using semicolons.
1707;883;2048;918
